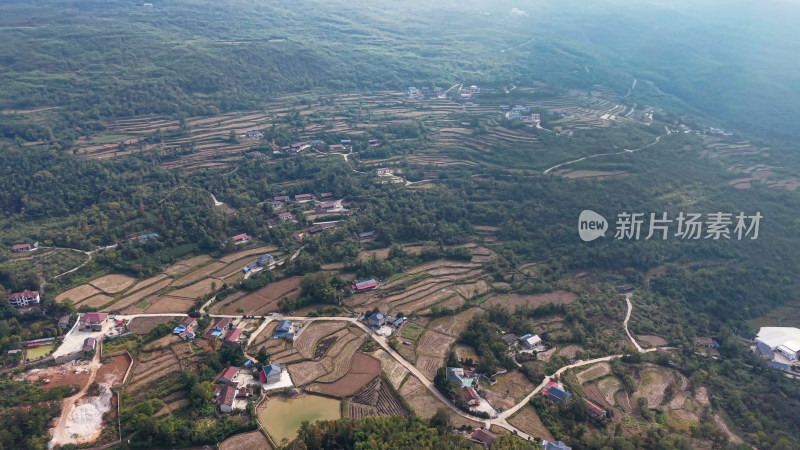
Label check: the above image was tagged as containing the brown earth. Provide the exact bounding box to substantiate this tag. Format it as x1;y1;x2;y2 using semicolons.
308;353;381;397
89;274;136;294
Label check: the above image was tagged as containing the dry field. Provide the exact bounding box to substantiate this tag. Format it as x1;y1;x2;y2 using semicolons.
398;376;483;429
214;258;256;280
508;406;554;441
452;280;490;299
595;376;623;406
426;308;481;337
170;278;223;298
220;431;271;450
633;366;674;408
286;360;330;386
19;362;91;390
372;349;408;389
127;316;176;335
308;353;380;397
164;255;213;276
172;262;226;286
56;284;100;303
483;290;577;310
144;295;195;314
317;334;363;382
414;330;455;379
248;321;279;349
576;362;612;384
89;274;136;293
127;352;180;394
96;354;132;386
558;345;584;359
293;322;348;359
217;277;301;315
357;248;390;260
110;278;172;312
345;378;408;420
142;334;180;352
483;371;537;410
77;294;114;309
636;335;668;347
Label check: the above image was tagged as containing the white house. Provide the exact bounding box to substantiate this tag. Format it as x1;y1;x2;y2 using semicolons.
755;327;800;361
519;333;542;350
8;290;40;307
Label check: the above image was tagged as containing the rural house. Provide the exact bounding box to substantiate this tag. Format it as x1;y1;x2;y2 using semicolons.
617;284;635;293
546;386;571;404
273;195;289;202
693;337;719;348
352;279;378;291
218;385;237;413
223;328;244;348
58;315;70;329
376;167;392;176
204;317;232;339
278;212;294;221
501;333;518;346
368;312;386;328
446;367;475;387
79;312;108;331
8;289;41;307
244;130;262;138
357;231;375;240
274;320;294;340
519;333;542;350
470;429;497;448
584;398;607;420
231;233;249;243
82;337;96;353
461;386;480;406
294;193;314;202
216;366;239;384
12;243;31;253
316;201;336;212
755;327;800;362
329;144;344;150
318;192;333;199
259;363;286;384
256;254;274;267
174;316;197;335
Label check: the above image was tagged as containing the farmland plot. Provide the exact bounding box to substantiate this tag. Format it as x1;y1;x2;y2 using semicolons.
128;352;180;393
317;337;362;382
172;262;226;286
144;295;195;314
595;376;623;406
287;360;329;386
77;294;114;309
170;278;223;299
399;376;482;429
56;284;100;303
508;406;554;441
483;290;577;310
373;349;408;389
127;316;175;335
427;308;481;337
110;278;172;313
220;431;271;450
344;377;408;419
89;274;136;293
219;246;277;263
309;353;381;397
576;362;612;384
164;255;213;276
414;330;455;379
292;321;347;359
633;367;674;408
217;277;301;315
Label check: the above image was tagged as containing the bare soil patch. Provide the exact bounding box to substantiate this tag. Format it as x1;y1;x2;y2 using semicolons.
89;274;136;294
508;406;554;441
558;345;584;359
373;349;409;388
77;294;114;309
636;335;667;347
294;321;347;359
218;277;301;315
144;295;195;314
633;367;673;408
483;290;577;310
164;255;213;276
96;354;132;386
111;278;172;312
57;284;100;303
358;248;390;260
170;278;223;298
127;316;175;335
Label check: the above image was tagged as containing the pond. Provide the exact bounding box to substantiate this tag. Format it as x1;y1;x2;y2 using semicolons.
258;394;340;443
26;344;54;361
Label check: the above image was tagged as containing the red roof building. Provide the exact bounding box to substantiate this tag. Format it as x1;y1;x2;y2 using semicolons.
294;193;313;201
318;192;333;199
8;289;41;307
231;233;249;242
461;386;480;406
12;243;31;252
541;380;559;396
217;366;239;383
224;328;243;344
80;312;108;323
179;317;197;328
470;429;497;447
219;385;236;413
584;398;606;418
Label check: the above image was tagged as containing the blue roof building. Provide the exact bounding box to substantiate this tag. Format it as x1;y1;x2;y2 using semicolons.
274;320;294;340
547;387;571;404
542;440;572;450
368;312;386;328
